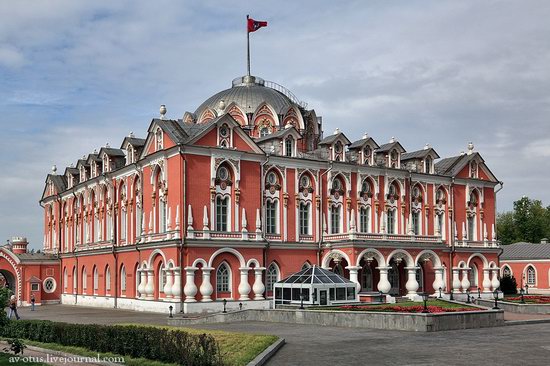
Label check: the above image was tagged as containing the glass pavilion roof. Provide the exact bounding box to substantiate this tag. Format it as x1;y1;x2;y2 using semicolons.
277;266;355;285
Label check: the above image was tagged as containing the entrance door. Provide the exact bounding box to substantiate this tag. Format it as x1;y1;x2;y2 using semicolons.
320;290;328;305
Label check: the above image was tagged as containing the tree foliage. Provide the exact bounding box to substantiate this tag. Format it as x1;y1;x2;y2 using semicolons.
497;196;550;245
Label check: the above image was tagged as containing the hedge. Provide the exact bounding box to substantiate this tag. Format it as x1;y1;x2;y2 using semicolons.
1;320;224;366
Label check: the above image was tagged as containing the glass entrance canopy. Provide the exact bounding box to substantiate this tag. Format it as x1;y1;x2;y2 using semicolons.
273;265;358;306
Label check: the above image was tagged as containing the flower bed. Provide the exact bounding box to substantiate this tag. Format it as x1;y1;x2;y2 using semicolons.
338;304;478;313
505;295;550;304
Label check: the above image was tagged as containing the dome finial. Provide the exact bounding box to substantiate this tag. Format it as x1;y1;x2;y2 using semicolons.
390;136;396;143
160;104;167;120
218;99;226;111
363;132;369;139
334;128;340;135
51;165;57;175
424;143;430;150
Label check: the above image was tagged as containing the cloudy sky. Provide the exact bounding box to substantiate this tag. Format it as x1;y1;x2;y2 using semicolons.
1;0;549;249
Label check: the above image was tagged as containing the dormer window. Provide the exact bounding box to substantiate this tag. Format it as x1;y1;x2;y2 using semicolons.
126;146;134;164
390;149;399;168
470;161;478;178
285;136;294;157
102;155;109;173
218;123;230;148
363;146;371;165
79;166;86;182
155;128;163;151
260;127;270;137
425;156;432;174
334;141;343;161
91;162;97;177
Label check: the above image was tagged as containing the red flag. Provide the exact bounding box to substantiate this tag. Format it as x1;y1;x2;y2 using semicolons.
248;18;267;33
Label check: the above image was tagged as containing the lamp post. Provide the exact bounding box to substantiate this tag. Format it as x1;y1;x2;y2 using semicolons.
239;302;243;310
422;293;429;313
222;298;227;313
520;288;525;304
168;305;173;318
477;287;481;299
493;289;499;310
438;287;442;299
466;289;471;304
525;284;529;295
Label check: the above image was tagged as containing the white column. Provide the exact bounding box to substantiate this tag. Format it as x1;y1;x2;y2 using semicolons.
432;267;444;295
137;270;146;298
376;266;392;294
482;268;492;293
452;268;461;293
200;267;214;302
253;267;266;300
163;269;173;298
171;268;181;300
491;269;500;292
461;269;470;292
405;267;419;297
238;267;251;300
346;266;361;292
183;267;198;303
145;269;155;299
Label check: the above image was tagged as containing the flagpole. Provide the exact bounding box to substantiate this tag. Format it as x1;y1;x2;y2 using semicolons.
246;14;251;76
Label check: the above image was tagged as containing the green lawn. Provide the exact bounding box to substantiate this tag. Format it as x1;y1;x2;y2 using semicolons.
5;326;278;366
118;324;278;366
0;352;48;365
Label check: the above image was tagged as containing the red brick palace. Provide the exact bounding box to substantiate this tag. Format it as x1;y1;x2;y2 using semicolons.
2;74;503;312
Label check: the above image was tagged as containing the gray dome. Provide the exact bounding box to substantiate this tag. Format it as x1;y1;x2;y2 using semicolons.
194;75;305;119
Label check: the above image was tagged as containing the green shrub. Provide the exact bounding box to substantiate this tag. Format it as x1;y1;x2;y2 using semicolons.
500;275;518;295
1;320;223;366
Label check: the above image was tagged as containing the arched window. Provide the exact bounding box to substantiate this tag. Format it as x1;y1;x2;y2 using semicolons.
260;127;269;137
216;263;230;293
330;204;341;234
361;265;372;291
469;265;478;287
120;265;127;292
82;267;87;293
215;196;229;231
527;266;536;285
72;267;77;294
93;267;99;294
425;156;432;174
502;266;511;278
360;207;370;233
468;216;475;241
266;200;278;234
63;268;68;292
155;128;163;151
266;263;279;292
134;179;142;242
299;202;311;235
387;209;396;234
363;146;371;165
436;213;444;236
120;185;127;240
105;266;111;293
285;136;294;157
333;263;344;276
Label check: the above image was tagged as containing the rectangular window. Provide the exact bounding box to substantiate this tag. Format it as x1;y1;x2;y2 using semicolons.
299;203;310;235
216;197;228;231
468;216;475;241
266;201;277;234
331;205;340;234
387;210;395;234
31;283;39;292
360;207;370;233
285;138;293;157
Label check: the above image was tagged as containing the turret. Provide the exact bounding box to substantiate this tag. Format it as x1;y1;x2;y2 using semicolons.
11;236;29;254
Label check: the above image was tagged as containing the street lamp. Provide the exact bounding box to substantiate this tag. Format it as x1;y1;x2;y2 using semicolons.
422;293;429;313
477;287;481;299
300;291;305;309
438;287;442;299
168;305;173;318
525;284;529;295
493;289;499;310
222;298;227;313
466;289;471;304
520;288;525;304
239;302;243;310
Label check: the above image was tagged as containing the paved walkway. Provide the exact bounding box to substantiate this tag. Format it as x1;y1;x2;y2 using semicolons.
10;305;550;366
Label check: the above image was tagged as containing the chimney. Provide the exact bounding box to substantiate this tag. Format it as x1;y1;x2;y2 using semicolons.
541;238;549;244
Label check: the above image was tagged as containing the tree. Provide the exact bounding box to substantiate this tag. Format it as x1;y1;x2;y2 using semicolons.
497;196;550;245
